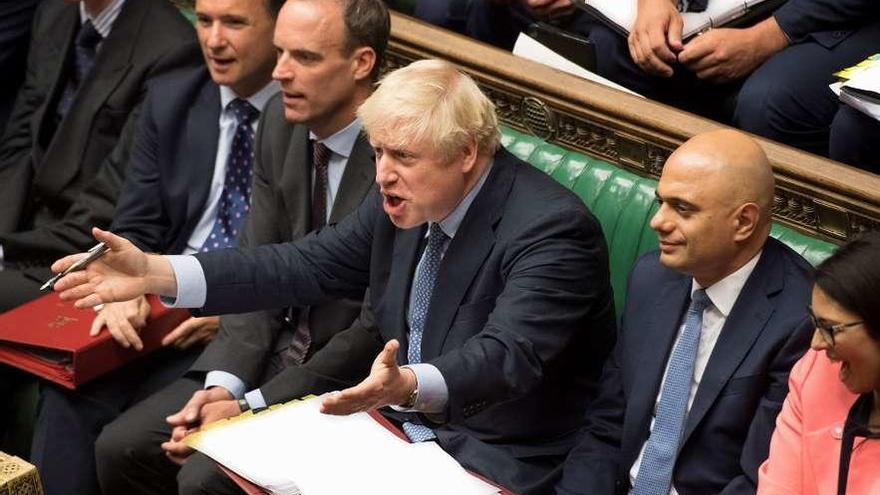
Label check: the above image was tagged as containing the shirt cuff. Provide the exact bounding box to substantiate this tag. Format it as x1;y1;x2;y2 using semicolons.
159;255;206;308
244;388;268;410
204;371;247;400
391;364;448;413
0;244;4;271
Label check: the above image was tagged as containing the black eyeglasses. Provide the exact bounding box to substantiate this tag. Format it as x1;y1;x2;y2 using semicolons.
807;306;864;347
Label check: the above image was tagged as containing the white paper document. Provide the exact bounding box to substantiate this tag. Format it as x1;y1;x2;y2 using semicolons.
513;33;643;97
185;397;501;495
834;63;880;122
573;0;773;40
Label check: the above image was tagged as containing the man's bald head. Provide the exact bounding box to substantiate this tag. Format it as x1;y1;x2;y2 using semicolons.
668;129;775;225
651;130;777;286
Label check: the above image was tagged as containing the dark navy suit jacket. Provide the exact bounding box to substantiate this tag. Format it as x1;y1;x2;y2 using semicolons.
191;149;618;495
556;237;814;495
111;67;221;254
774;0;880;47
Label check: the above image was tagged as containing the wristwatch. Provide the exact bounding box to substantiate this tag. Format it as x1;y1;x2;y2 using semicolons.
400;387;419;409
237;398;250;413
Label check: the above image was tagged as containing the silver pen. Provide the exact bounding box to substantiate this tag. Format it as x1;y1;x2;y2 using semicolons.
40;242;110;292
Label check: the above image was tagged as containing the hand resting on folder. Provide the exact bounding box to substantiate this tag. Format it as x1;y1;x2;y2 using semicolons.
162;386;235;465
629;0;685;77
159;339;419;465
629;0;789;81
677;17;789;82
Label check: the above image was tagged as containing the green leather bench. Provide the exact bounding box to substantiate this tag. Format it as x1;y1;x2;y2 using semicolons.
500;126;836;316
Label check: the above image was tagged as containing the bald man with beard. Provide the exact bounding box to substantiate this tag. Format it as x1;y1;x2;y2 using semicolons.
556;130;814;495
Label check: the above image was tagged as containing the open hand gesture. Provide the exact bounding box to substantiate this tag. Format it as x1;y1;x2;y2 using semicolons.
320;339;417;415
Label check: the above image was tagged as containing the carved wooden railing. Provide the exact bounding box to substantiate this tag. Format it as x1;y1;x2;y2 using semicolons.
387;12;880;243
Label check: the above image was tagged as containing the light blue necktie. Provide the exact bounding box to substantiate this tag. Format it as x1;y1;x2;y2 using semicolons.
632;289;712;495
401;223;448;442
201;99;258;252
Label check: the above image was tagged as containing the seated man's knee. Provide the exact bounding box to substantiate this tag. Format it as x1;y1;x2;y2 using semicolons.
95;419;139;471
733;74;782;136
830;105;880;172
178;453;233;495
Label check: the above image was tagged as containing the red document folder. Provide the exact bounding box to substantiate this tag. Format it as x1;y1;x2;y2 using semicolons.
0;292;188;389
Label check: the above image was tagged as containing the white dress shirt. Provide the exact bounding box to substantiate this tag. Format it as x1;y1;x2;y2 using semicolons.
182;83;279;255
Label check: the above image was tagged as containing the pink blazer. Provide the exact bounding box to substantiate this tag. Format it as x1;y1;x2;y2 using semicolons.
758;349;880;495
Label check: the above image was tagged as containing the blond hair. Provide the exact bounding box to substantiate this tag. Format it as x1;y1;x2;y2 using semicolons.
358;59;501;161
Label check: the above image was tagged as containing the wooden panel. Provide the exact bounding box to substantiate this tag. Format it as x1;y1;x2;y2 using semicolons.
387;13;880;243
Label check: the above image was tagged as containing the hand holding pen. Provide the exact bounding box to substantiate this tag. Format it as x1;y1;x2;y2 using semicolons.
41;242;110;291
49;227;178;309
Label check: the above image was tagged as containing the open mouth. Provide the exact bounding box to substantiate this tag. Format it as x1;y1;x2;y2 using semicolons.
282;91;305;104
384;194;403;208
209;56;234;69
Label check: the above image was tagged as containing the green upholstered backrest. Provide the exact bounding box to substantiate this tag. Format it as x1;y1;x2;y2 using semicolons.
500;127;836;316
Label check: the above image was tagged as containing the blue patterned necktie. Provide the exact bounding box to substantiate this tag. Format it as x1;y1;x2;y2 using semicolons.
57;20;102;118
401;223;449;442
201;99;259;252
632;289;712;495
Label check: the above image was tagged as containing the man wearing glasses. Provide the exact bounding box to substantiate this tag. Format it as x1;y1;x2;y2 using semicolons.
557;129;814;495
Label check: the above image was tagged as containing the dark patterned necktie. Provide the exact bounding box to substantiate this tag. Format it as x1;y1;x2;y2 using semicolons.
311;141;332;230
57;20;102;118
200;99;259;252
401;223;449;442
284;141;334;366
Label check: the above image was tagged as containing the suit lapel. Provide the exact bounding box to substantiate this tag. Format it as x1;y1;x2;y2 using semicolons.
681;244;782;444
622;276;691;463
33;5;79;165
38;0;146;195
177;77;221;248
329;133;374;223
420;153;513;361
281;126;313;240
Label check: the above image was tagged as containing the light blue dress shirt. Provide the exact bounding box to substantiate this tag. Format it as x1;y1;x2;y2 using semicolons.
165;158;493;413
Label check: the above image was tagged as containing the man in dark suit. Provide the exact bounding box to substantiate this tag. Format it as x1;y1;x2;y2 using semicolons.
28;0;281;493
0;0;198;463
555;130;814;495
0;0;199;312
93;1;389;494
54;58;618;495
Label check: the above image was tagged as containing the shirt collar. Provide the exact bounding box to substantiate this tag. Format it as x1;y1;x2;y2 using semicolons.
219;81;280;115
433;159;494;239
309;118;363;159
79;0;126;38
692;250;763;317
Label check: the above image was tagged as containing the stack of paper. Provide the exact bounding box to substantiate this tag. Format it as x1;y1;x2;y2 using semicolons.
573;0;777;40
185;397;500;495
513;33;643;97
832;54;880;122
